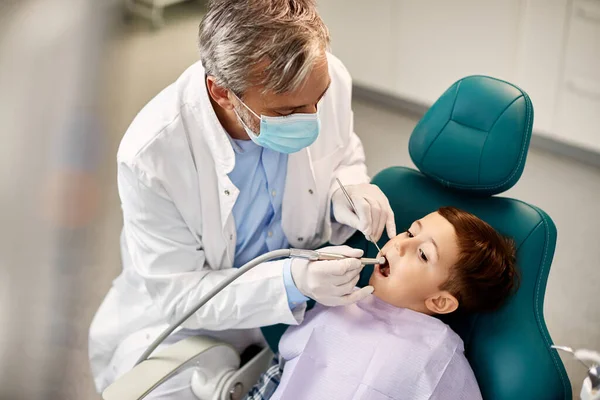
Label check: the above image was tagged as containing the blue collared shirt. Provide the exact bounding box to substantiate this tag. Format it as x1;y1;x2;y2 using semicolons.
228;138;309;309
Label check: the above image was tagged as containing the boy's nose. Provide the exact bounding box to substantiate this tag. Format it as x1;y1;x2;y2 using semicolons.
397;239;410;256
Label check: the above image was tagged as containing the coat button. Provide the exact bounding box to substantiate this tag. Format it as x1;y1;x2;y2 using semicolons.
308;189;314;195
229;234;233;240
224;189;230;196
297;237;304;242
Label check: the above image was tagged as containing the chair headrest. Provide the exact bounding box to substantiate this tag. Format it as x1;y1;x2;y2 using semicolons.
409;76;533;196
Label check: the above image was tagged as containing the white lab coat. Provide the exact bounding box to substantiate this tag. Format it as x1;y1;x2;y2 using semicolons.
89;53;371;392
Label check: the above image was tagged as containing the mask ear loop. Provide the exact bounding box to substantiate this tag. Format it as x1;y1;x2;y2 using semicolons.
230;91;261;137
232;107;259;138
230;91;261;120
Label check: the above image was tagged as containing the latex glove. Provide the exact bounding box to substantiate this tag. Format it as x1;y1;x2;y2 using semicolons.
332;183;397;242
291;245;374;307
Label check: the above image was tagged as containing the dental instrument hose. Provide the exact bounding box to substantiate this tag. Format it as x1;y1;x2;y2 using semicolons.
134;248;383;366
135;248;292;366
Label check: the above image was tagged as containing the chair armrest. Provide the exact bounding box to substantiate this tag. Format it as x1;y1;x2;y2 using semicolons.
211;346;275;400
102;336;240;400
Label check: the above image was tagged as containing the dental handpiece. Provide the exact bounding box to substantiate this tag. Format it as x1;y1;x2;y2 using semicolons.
359;257;386;265
319;252;385;265
290;249;385;265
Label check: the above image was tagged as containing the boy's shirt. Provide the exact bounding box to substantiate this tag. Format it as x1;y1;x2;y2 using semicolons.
271;293;482;400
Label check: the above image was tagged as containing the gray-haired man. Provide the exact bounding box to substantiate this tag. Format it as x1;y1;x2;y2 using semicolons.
89;0;395;398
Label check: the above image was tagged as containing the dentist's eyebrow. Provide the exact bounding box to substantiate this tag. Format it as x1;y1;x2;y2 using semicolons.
275;80;331;110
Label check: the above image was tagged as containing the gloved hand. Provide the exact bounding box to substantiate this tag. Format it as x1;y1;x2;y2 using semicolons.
290;245;374;306
332;183;397;242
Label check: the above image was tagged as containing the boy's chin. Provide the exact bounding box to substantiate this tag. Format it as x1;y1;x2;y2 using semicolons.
368;272;379;287
368;275;388;297
370;286;404;308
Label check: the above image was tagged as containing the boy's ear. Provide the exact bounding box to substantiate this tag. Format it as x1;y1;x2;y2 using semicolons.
425;291;459;315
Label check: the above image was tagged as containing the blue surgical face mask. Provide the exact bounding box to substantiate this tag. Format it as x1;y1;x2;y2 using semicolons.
232;93;320;154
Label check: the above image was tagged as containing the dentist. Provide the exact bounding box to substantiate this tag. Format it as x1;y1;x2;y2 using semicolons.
89;0;396;398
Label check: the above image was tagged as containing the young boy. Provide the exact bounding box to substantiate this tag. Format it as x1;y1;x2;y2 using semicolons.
269;206;518;400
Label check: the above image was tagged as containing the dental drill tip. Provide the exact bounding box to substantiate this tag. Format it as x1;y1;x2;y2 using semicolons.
360;257;385;265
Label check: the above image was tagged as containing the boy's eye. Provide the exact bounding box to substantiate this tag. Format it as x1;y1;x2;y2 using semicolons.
406;230;414;238
419;249;428;262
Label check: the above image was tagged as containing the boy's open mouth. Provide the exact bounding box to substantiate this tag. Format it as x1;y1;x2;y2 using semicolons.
379;257;390;277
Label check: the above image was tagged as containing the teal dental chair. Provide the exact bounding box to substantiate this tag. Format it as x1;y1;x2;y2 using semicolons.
103;76;572;400
353;76;571;399
263;76;571;399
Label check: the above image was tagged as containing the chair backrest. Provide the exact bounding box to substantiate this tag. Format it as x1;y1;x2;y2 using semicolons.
350;169;570;400
262;76;571;399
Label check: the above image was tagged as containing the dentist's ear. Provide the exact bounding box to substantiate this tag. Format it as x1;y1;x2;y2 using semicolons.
425;291;459;315
206;76;235;110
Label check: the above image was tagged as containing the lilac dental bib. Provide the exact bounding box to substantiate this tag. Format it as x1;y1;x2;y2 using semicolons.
271;294;482;400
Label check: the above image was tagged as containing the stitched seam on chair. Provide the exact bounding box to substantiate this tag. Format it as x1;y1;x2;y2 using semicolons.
515;221;542;254
477;95;523;185
489;95;523;133
420;81;461;164
531;208;570;398
421;119;450;165
449;120;488;132
511;204;569;397
425;93;532;191
449;81;461;121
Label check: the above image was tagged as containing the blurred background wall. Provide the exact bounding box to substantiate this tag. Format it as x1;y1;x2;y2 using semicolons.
318;0;600;165
0;1;598;399
0;0;112;398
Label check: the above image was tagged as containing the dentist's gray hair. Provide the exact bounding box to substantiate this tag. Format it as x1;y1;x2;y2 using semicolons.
198;0;330;95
